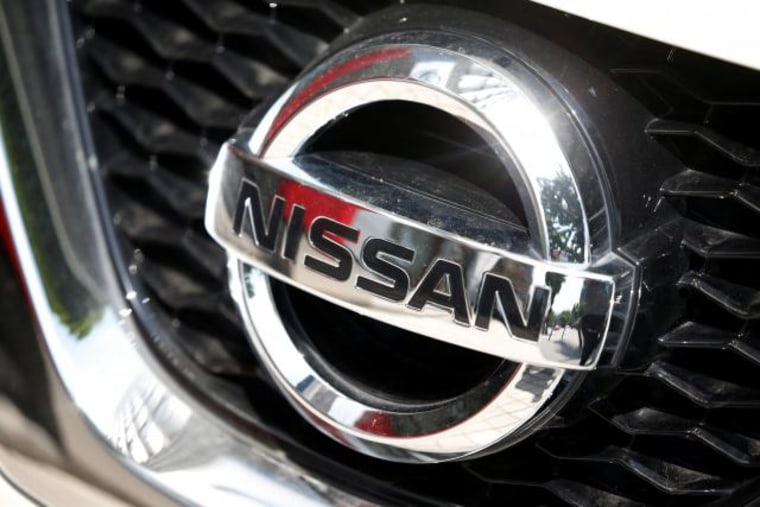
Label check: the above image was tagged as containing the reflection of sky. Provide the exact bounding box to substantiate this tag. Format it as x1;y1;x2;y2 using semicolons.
56;308;142;434
552;276;585;313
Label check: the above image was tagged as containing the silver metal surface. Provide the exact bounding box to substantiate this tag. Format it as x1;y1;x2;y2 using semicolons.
208;31;638;461
0;0;368;505
254;40;611;264
207;142;621;370
241;263;565;461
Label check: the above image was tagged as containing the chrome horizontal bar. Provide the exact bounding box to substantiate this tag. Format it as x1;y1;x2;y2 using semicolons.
206;137;622;370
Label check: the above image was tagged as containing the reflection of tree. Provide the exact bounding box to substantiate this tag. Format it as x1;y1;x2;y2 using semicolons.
545;284;586;330
545;272;565;306
557;310;572;327
554;303;583;328
23;185;103;339
47;285;102;339
2;96;102;339
540;173;584;263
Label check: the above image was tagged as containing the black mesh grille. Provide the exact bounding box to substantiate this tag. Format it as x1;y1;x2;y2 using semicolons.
69;1;760;504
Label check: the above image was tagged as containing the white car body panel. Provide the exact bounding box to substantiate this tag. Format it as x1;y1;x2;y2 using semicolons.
533;0;760;70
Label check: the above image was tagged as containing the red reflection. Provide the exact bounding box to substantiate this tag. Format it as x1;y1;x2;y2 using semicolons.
355;412;398;437
0;199;21;276
278;179;359;242
264;47;411;152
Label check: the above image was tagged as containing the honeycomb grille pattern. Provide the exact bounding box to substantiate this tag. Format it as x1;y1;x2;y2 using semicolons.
71;0;353;380
69;1;760;505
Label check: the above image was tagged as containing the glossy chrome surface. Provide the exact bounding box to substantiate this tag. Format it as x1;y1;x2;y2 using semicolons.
0;0;367;505
240;265;566;460
254;37;612;264
210;31;639;461
207;140;622;370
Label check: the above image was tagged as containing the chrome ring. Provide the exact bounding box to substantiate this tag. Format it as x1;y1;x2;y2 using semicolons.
224;31;634;462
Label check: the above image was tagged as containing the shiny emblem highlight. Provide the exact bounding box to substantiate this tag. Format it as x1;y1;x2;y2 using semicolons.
205;29;638;462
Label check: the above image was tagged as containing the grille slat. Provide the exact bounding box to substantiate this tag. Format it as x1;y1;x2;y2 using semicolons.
538;444;737;496
593;404;760;466
647;119;760;167
677;271;760;319
661;169;760;213
98;97;218;161
682;222;760;259
83;0;219;61
646;361;760;409
139;259;223;313
543;479;639;507
659;321;760;366
84;1;290;99
104;153;207;219
274;0;359;27
181;0;327;67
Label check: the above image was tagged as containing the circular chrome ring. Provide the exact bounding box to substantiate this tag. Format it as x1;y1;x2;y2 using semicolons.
231;31;620;462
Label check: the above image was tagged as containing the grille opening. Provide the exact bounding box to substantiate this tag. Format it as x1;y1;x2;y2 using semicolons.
221;34;304;77
682;295;746;334
674;196;760;240
666;348;760;389
657;137;748;181
706;257;760;290
709;405;760;440
269;100;527;404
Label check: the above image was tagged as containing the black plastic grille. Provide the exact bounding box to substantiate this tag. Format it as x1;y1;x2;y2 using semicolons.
69;1;760;504
71;0;352;381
